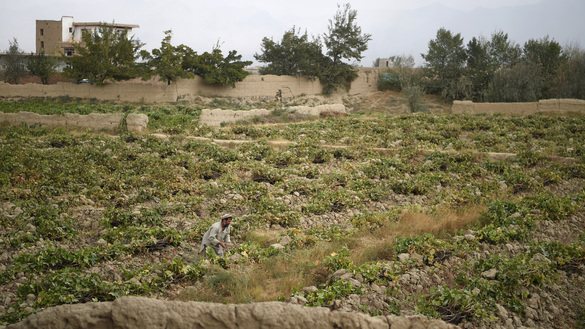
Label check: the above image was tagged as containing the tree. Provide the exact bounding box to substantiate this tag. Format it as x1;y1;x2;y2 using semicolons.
422;28;468;100
488;31;522;69
183;44;252;87
555;44;585;99
522;36;566;98
323;3;372;64
254;3;370;94
466;37;491;101
141;30;194;85
319;3;371;94
254;27;325;78
63;25;143;85
488;62;543;102
2;38;27;84
27;49;58;84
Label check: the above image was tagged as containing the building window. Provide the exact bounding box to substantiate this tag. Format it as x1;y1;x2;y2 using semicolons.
41;41;44;49
69;27;73;33
64;48;75;56
40;29;44;36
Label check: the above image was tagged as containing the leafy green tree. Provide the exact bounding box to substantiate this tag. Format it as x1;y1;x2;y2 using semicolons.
141;30;194;85
555;44;585;99
421;28;468;101
488;62;543;102
2;38;27;84
63;25;143;85
319;3;371;94
318;58;358;95
522;36;566;98
254;3;370;94
466;37;491;101
488;31;522;69
27;49;58;84
183;44;252;87
254;27;325;78
323;3;372;64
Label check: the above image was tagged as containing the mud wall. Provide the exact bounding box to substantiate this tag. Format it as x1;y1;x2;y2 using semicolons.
0;112;148;133
6;296;457;329
0;69;380;103
451;99;585;115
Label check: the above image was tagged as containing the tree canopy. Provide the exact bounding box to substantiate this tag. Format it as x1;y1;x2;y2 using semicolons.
254;3;371;94
63;25;143;85
27;49;58;85
254;27;324;78
2;38;27;84
324;3;372;65
142;31;251;87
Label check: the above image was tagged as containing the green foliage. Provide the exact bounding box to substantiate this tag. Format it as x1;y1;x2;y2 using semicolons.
27;49;58;84
63;25;143;85
141;30;195;84
255;27;324;78
394;234;454;266
324;246;354;272
488;62;543;102
522;192;582;221
2;38;27;84
351;209;401;231
255;3;369;94
417;286;486;324
323;3;372;64
182;45;252;87
304;279;362;307
13;244;123;272
422;28;468;101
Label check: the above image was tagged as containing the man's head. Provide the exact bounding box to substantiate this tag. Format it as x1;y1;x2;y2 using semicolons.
221;214;233;227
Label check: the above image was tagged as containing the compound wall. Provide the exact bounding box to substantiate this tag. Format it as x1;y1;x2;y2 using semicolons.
451;99;585;115
0;69;381;103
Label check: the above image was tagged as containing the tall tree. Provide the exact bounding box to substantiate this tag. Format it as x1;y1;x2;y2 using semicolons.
488;31;522;69
466;37;491;101
422;28;468;100
488;62;543;102
27;49;58;85
2;38;27;84
63;25;143;85
523;36;565;98
556;44;585;99
141;30;194;85
254;3;370;94
323;3;372;64
254;27;325;78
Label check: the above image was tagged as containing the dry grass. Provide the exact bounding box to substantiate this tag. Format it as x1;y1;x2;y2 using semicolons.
176;205;485;304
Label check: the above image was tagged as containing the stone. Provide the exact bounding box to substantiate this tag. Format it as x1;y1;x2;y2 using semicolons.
481;268;498;280
229;253;244;261
397;253;410;262
303;286;318;294
279;235;292;246
126;113;149;133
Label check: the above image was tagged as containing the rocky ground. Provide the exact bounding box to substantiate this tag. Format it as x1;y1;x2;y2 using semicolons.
0;92;583;328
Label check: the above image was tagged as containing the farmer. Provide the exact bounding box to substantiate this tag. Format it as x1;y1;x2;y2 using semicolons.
199;213;232;257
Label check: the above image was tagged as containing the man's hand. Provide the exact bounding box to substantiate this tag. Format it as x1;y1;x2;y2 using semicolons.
219;242;226;248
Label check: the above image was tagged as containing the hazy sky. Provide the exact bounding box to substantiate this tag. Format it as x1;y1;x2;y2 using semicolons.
1;0;584;66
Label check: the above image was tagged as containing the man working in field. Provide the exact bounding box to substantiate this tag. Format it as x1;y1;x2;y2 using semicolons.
199;214;232;257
